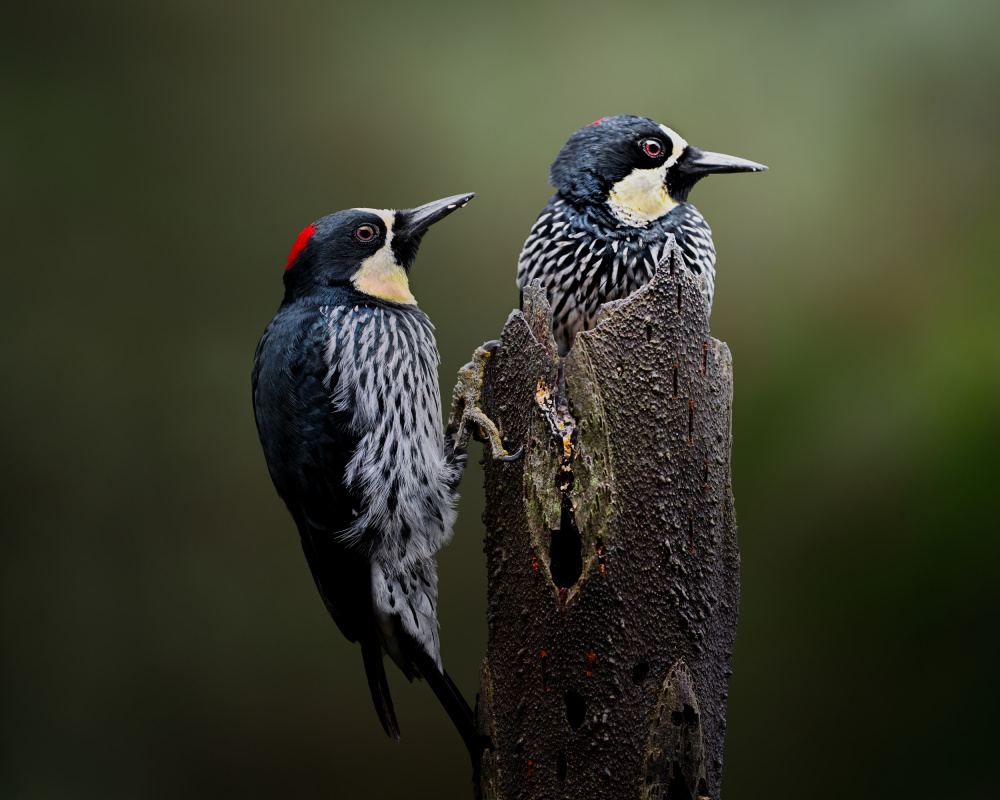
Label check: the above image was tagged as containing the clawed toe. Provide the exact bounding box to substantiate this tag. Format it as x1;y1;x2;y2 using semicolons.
500;446;525;463
448;339;522;462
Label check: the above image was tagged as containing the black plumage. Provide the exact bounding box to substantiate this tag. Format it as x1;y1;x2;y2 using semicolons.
517;115;767;354
251;194;481;758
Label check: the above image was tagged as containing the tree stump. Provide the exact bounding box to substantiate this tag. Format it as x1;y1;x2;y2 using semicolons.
460;242;740;800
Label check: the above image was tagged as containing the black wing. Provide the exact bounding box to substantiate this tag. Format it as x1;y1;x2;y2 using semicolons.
252;302;400;737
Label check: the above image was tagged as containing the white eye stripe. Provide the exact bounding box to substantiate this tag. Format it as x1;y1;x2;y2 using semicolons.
353;208;396;240
658;123;689;166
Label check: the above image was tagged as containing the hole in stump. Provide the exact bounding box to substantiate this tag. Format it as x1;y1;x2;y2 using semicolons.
632;661;649;684
550;489;582;588
665;761;692;800
565;690;586;731
556;750;567;782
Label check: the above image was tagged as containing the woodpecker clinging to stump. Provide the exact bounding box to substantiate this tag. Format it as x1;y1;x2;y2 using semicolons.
251;194;481;759
517;115;768;354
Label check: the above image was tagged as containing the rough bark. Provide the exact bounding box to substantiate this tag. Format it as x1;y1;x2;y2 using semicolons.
461;242;740;800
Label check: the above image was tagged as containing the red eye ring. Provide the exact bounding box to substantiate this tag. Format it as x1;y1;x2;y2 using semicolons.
355;224;377;242
643;139;664;158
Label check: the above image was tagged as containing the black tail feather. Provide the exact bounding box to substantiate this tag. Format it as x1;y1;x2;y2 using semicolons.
361;633;400;740
412;648;484;765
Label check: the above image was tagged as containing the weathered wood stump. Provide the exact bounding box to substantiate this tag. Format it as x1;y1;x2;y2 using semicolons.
457;242;740;800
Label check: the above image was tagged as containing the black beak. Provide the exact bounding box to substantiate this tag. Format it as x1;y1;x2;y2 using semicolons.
393;193;475;270
677;147;768;178
667;147;766;203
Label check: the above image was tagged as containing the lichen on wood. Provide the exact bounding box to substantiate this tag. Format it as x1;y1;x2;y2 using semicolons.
454;241;740;799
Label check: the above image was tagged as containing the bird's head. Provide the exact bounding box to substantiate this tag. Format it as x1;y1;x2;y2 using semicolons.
281;193;475;303
549;115;767;227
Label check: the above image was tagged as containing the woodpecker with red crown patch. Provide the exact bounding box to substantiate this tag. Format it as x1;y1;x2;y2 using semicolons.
517;115;767;354
252;194;481;759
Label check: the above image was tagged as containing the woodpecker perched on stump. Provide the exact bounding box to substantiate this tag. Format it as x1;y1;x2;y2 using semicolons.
252;194;482;760
517;115;767;354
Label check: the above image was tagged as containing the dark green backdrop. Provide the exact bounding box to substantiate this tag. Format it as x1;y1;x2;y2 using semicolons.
2;1;998;798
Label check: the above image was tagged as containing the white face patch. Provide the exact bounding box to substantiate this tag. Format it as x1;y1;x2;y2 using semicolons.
606;125;691;227
607;164;676;226
351;209;417;305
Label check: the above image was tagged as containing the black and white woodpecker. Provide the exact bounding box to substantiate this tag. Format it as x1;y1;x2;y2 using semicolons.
251;194;481;758
517;115;768;354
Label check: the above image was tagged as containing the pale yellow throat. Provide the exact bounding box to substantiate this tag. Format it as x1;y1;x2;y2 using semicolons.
607;165;678;227
352;245;417;305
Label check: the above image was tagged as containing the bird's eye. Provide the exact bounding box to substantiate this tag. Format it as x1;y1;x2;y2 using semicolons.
355;224;377;242
642;139;664;158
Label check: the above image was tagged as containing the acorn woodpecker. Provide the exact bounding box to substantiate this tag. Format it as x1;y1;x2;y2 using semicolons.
251;194;481;758
517;115;768;354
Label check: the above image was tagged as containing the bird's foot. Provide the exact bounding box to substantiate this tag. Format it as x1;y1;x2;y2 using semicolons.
448;340;524;462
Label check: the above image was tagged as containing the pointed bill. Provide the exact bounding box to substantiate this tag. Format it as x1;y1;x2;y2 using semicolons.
398;193;476;238
391;192;475;271
680;147;768;176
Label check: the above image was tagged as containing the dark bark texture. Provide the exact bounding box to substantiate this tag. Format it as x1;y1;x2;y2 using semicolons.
465;244;740;800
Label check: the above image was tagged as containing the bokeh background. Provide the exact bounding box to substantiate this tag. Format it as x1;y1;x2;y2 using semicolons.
2;1;999;797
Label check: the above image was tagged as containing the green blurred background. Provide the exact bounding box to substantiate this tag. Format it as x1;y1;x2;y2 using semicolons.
2;1;998;797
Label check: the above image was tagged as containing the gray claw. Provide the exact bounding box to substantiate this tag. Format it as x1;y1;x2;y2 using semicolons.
500;446;525;463
448;339;521;462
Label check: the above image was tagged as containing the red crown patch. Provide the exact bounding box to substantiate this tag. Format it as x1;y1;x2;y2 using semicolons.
285;224;316;271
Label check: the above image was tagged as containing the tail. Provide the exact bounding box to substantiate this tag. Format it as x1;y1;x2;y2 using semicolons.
361;632;400;740
412;648;485;765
